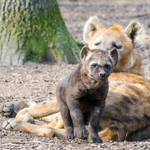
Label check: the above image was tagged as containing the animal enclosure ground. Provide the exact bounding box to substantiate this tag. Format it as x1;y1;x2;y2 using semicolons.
1;0;150;149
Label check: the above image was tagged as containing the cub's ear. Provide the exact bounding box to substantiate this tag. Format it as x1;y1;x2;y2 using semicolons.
83;16;103;43
125;21;145;48
80;46;90;62
109;48;118;66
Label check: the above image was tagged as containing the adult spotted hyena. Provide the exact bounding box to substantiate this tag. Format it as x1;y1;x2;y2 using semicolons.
83;16;145;76
1;16;150;142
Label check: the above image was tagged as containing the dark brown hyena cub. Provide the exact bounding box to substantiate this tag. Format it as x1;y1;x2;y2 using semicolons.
56;46;118;143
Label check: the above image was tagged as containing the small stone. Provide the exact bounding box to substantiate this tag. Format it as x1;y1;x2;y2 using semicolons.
31;145;38;149
2;138;20;144
3;107;10;112
90;143;96;147
142;146;147;149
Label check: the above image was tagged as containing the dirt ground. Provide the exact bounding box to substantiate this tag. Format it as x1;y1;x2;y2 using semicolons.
1;0;150;149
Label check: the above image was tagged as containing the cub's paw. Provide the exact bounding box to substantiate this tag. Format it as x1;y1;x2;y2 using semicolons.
88;134;103;143
74;126;87;139
3;119;18;130
65;127;74;139
0;103;19;118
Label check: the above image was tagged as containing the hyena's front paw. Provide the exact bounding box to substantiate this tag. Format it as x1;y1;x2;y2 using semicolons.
0;103;19;118
88;134;103;143
74;126;87;139
3;119;19;130
65;127;74;139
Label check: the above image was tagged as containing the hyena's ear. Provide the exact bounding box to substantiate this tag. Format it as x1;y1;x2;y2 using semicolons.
109;48;118;66
125;21;145;48
83;16;103;43
80;46;90;62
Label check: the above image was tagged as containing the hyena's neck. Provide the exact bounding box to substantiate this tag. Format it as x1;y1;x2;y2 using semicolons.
114;50;143;76
80;67;104;90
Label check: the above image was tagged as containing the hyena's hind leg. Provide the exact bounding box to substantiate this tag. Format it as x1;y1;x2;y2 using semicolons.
0;97;59;119
126;125;150;141
0;100;36;118
98;119;150;142
98;123;127;142
42;112;64;129
3;118;65;137
11;97;60;123
2;97;62;137
18;97;60;119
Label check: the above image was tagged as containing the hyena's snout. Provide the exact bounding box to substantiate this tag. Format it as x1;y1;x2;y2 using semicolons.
99;71;106;77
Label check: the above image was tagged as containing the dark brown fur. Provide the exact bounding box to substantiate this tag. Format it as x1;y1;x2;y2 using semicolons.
56;46;118;143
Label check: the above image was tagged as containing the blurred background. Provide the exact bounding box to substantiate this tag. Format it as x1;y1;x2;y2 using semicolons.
58;0;150;43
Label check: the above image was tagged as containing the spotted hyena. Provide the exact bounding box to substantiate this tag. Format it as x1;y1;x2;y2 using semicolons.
1;16;150;142
83;16;145;76
56;46;118;143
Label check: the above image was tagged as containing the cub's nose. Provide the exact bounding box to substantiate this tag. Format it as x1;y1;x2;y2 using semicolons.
100;73;106;77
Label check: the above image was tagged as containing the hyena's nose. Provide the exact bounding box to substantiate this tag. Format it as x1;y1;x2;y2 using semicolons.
100;44;111;50
100;73;106;77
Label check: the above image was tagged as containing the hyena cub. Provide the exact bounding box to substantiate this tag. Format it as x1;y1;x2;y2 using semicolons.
56;46;118;143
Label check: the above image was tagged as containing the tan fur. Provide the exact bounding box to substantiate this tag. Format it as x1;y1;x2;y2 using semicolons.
1;17;150;141
42;112;64;129
83;16;103;43
83;16;145;76
26;97;59;118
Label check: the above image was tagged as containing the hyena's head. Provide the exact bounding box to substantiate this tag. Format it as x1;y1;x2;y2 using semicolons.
80;46;118;81
83;16;145;75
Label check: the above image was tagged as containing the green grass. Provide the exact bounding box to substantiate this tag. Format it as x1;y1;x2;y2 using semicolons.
76;41;84;49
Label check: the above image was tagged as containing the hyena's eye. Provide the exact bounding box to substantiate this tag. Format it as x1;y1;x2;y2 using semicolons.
113;41;122;49
94;42;101;46
92;64;97;68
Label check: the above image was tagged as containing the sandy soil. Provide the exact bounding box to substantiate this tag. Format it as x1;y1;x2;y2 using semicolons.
1;0;150;149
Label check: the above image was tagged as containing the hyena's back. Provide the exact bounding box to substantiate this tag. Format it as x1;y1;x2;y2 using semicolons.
100;72;150;141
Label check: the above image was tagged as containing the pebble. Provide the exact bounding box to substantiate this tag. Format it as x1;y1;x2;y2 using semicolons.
2;138;21;144
90;143;97;147
142;146;147;149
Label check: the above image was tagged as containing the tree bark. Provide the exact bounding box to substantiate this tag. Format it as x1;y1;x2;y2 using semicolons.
0;0;80;66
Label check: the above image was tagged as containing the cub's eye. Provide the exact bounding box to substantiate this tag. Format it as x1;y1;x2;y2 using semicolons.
91;64;97;68
94;42;101;46
104;64;111;69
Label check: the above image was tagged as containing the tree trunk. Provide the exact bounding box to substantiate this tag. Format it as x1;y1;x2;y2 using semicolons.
0;0;80;66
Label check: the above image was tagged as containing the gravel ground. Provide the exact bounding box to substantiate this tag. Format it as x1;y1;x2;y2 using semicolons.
1;0;150;149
